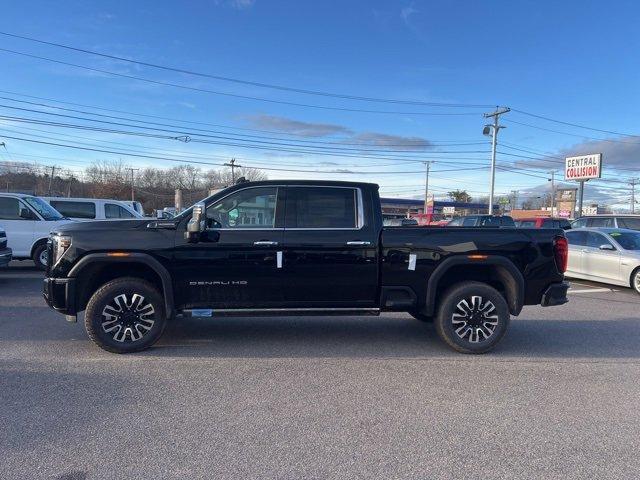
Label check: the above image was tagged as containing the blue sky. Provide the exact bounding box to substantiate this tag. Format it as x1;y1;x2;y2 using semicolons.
0;0;639;206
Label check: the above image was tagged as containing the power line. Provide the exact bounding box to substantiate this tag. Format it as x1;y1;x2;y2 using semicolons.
512;108;639;138
505;119;640;145
0;89;485;142
0;95;489;148
0;133;490;175
0;47;482;116
0;31;494;109
0;104;492;155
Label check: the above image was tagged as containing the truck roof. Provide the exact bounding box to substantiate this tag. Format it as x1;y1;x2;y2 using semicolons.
221;179;379;189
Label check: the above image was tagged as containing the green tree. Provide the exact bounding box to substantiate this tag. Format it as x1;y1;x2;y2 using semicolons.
447;189;472;203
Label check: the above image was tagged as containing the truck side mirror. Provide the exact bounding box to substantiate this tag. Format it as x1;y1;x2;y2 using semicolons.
185;202;206;242
599;244;615;251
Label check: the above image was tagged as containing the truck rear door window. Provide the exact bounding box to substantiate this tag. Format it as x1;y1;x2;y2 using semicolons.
50;201;96;219
286;187;357;229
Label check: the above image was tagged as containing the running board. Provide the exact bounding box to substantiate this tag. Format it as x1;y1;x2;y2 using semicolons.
181;307;381;318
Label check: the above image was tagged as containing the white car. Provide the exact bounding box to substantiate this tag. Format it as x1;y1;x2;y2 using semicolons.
0;193;73;270
565;227;640;294
41;197;142;221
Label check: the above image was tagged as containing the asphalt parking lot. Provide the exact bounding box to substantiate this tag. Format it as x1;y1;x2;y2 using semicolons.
2;262;640;480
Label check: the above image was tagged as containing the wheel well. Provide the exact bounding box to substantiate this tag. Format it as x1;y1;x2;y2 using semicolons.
75;262;164;312
630;266;640;288
432;264;521;315
30;238;48;257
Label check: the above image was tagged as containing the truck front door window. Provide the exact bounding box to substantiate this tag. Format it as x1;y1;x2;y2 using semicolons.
206;187;277;229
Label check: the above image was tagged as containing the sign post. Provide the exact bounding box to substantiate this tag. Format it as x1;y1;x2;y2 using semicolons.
565;153;602;217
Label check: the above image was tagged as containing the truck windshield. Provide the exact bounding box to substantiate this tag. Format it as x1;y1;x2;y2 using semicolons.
23;196;64;221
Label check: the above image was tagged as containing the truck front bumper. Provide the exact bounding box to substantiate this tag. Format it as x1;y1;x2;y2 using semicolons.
541;281;569;307
0;247;12;267
43;277;77;321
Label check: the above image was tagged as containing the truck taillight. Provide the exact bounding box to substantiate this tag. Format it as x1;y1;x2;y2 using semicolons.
553;236;568;273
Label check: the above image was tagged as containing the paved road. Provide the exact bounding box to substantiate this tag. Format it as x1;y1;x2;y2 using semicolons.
1;263;640;480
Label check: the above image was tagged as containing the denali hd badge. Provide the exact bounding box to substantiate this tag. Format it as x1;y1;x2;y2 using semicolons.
189;280;248;286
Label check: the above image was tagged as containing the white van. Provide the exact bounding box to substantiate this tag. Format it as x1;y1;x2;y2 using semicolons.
0;193;73;270
122;200;145;217
41;197;143;221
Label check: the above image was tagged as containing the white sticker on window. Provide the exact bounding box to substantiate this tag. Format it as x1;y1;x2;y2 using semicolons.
408;253;417;271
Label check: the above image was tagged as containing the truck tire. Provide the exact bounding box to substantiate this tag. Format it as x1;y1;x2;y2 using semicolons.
84;277;167;354
409;312;433;322
32;243;48;271
435;281;510;354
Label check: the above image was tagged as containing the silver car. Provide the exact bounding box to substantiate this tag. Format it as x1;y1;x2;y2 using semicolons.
565;228;640;294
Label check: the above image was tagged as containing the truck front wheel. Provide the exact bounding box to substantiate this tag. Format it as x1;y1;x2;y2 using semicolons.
84;278;167;354
435;281;510;354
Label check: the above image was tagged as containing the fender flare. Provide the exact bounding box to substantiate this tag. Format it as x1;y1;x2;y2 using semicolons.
425;255;525;316
68;252;174;318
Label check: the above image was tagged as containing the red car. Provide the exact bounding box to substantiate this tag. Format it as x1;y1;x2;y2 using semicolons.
515;217;572;229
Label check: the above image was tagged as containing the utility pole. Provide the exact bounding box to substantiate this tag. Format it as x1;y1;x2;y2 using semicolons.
47;165;56;195
126;168;139;201
423;161;434;216
224;158;242;184
483;107;510;214
548;171;556;216
577;181;585;217
630;178;639;214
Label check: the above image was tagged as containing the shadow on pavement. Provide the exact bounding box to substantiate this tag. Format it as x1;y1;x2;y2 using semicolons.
135;315;640;360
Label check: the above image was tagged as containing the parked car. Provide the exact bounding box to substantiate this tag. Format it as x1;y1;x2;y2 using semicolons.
383;217;418;226
515;217;572;229
44;180;568;354
565;227;640;294
41;197;142;221
0;226;12;267
0;193;72;270
447;215;516;227
571;215;640;230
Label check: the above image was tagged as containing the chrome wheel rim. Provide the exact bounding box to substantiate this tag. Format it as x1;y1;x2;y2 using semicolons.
451;295;499;343
101;293;156;342
634;272;640;292
38;249;48;266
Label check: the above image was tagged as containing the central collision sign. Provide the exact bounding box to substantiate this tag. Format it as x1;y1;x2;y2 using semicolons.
565;153;602;181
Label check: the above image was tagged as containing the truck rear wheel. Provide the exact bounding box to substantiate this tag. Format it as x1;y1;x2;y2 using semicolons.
435;281;510;354
84;277;167;354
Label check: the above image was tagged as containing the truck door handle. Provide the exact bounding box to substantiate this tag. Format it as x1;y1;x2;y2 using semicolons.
346;241;371;246
254;240;278;246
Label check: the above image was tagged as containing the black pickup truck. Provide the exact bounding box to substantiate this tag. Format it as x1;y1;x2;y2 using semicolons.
43;180;569;354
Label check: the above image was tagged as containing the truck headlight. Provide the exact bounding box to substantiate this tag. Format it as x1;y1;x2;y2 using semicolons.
51;235;71;266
